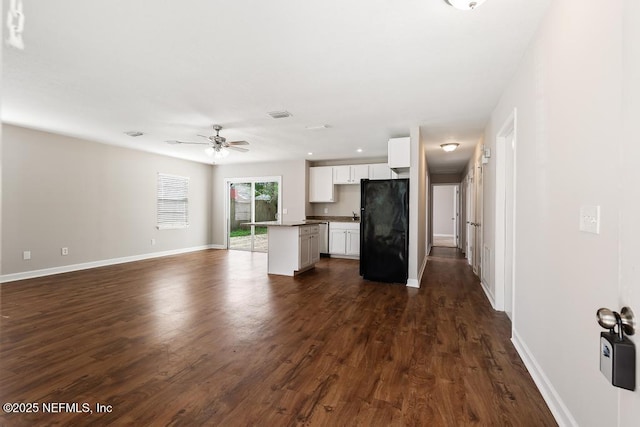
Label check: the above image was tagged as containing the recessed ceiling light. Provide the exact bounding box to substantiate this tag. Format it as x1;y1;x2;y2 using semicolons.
305;124;329;130
124;131;144;137
357;148;363;153
267;110;292;119
307;152;313;156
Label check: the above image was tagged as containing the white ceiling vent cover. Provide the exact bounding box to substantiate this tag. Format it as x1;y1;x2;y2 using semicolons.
267;110;292;119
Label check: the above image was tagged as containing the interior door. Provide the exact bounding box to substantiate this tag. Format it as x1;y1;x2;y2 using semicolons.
453;185;459;248
466;171;475;266
620;1;640;421
473;160;483;277
504;130;515;320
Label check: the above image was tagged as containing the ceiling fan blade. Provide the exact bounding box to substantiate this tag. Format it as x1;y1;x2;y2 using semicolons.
226;146;249;152
227;140;249;146
166;140;209;145
197;134;212;140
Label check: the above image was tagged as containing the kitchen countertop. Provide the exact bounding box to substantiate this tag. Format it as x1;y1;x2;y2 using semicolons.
243;220;326;227
306;215;360;223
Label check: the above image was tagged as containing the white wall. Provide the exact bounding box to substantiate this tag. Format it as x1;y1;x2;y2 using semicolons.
1;124;213;276
310;184;360;217
479;1;635;425
407;126;428;287
211;159;307;246
432;185;455;236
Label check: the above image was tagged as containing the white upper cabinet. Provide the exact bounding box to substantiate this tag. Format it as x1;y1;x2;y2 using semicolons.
309;166;336;203
368;163;397;180
352;164;369;183
388;137;410;170
333;165;351;184
333;165;369;184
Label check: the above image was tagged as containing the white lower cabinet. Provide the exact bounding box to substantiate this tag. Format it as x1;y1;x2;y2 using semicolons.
268;224;320;276
329;222;360;258
299;234;312;268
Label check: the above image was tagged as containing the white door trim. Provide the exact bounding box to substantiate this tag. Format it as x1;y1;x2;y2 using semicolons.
223;176;282;250
495;108;517;316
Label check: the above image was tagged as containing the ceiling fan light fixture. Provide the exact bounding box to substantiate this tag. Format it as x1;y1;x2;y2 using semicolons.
440;143;460;152
444;0;487;10
204;146;215;156
214;147;230;159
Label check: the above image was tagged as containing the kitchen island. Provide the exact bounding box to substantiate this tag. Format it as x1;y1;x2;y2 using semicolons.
244;221;323;276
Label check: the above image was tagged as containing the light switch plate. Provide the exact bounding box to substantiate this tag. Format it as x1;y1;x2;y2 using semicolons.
23;250;31;260
580;205;600;234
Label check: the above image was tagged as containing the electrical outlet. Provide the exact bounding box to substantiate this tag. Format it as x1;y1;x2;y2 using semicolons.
282;208;288;215
23;250;31;260
324;207;329;214
579;205;600;234
151;238;156;245
61;247;69;256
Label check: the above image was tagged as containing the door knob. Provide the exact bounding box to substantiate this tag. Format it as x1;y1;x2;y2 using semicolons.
597;306;635;336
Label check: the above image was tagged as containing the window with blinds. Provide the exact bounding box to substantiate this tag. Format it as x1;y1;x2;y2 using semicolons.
157;173;189;229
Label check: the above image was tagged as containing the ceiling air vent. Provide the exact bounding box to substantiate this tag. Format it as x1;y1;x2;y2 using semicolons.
267;110;292;119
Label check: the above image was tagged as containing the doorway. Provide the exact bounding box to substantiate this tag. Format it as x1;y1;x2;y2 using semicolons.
465;170;475;266
495;109;517;318
226;177;281;252
432;184;459;248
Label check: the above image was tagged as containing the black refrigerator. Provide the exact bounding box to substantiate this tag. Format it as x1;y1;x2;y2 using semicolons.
359;178;409;284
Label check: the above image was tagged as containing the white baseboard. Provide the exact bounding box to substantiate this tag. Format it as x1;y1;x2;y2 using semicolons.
512;329;577;427
406;279;419;288
406;254;428;288
433;234;454;238
0;244;220;284
480;278;496;310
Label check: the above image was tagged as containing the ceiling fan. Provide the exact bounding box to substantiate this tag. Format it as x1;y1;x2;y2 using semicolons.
167;125;249;159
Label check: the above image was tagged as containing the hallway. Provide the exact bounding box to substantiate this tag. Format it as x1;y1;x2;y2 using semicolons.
421;247;556;425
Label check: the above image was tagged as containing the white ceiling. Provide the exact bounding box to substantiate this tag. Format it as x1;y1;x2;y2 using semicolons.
2;0;549;174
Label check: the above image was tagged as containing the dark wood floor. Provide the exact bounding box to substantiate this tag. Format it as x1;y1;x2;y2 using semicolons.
0;247;556;426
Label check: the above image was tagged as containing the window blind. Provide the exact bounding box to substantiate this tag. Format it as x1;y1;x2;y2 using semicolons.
157;173;189;229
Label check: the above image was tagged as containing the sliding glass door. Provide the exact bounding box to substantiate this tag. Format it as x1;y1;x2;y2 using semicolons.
226;177;281;252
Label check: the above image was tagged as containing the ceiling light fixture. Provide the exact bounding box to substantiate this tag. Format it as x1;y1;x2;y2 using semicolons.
305;124;329;130
124;131;144;137
357;148;363;153
267;110;292;119
204;145;230;159
444;0;487;10
214;147;230;159
440;143;460;152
